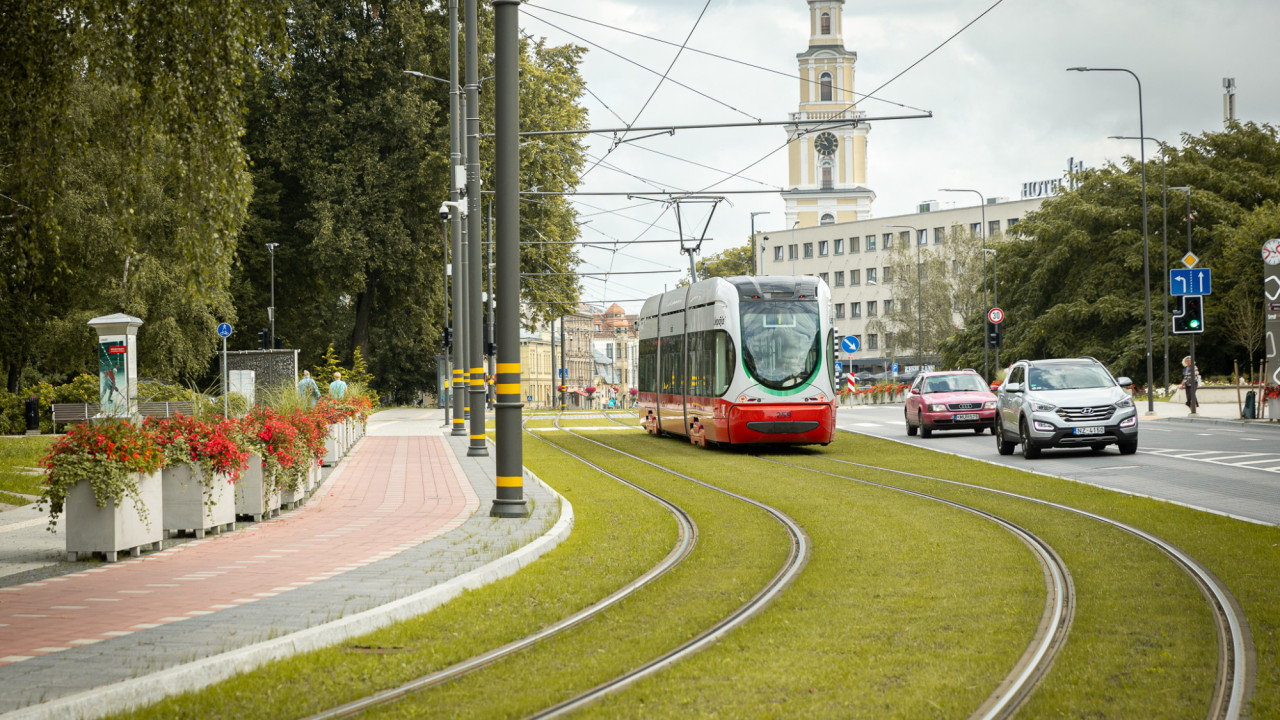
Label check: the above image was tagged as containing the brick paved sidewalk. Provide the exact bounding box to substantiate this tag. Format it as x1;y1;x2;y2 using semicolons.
0;409;563;717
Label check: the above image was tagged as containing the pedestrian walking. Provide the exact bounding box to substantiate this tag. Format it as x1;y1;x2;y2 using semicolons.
329;372;348;399
1181;356;1201;414
297;370;321;409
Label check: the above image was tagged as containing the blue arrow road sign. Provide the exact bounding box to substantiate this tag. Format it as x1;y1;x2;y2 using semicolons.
1170;268;1211;296
217;323;232;338
841;335;860;354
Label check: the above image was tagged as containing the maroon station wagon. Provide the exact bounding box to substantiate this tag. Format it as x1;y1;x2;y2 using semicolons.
904;370;998;437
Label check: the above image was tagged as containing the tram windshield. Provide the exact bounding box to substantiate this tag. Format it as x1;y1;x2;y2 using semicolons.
740;300;821;391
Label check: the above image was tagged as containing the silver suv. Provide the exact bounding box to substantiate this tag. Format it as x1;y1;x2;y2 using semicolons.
995;357;1138;459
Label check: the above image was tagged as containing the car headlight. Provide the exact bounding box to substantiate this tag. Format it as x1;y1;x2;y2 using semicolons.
983;400;997;409
1115;396;1134;409
1030;400;1057;412
928;404;947;412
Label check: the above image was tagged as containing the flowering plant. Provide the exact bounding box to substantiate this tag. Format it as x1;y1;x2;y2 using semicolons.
241;408;304;494
38;419;163;530
144;415;249;483
584;386;597;394
288;409;327;469
1264;385;1280;400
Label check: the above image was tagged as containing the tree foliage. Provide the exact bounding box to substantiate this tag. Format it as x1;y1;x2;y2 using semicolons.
680;244;754;286
940;122;1280;383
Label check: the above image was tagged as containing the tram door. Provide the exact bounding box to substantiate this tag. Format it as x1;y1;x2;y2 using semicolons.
658;310;688;436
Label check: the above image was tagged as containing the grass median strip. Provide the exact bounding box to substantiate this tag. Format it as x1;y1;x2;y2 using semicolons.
0;436;55;505
778;433;1261;718
577;431;1045;718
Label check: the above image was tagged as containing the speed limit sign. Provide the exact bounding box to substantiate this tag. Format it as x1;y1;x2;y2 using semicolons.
987;307;1004;324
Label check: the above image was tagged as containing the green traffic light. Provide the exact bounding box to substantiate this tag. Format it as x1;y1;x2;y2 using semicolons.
1190;319;1201;328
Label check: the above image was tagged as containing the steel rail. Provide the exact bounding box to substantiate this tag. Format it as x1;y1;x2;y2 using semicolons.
526;422;811;719
816;450;1253;720
302;419;697;720
759;455;1074;720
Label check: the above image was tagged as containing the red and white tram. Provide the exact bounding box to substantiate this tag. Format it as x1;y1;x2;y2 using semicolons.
637;275;837;446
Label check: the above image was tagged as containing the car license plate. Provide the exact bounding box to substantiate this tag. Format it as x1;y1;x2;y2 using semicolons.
1074;426;1105;435
954;413;979;421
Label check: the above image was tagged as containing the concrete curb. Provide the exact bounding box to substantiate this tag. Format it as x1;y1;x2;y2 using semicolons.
3;470;573;720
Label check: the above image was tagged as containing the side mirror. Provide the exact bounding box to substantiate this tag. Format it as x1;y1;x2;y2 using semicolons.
910;387;920;395
1116;376;1133;388
1005;382;1022;393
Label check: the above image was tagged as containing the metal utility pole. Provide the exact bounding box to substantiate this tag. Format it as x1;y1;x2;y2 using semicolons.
750;211;770;276
265;243;279;350
487;201;496;410
449;0;466;436
939;189;986;380
560;318;567;410
465;0;487;457
492;0;527;517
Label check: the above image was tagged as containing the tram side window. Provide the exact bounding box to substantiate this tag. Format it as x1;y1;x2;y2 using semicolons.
638;338;657;393
686;332;704;397
660;336;684;395
683;330;735;397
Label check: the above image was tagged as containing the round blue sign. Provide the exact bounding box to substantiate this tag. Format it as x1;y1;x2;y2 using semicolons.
217;323;233;338
840;335;860;354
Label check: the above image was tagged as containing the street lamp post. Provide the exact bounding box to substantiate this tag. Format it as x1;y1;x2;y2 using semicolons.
1070;66;1155;414
940;188;988;381
1112;135;1172;391
265;243;279;349
887;225;923;371
761;235;769;276
984;248;998;372
1170;186;1197;415
789;221;799;275
750;211;771;276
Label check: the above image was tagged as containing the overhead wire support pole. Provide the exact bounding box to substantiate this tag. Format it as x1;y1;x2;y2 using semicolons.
465;0;487;457
449;0;466;436
492;0;526;517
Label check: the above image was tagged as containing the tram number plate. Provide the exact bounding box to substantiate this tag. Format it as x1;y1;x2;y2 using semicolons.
775;411;792;420
1074;426;1105;435
954;413;979;422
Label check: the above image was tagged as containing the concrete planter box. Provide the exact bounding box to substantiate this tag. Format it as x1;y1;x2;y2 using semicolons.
162;464;235;538
1170;386;1250;405
1268;397;1280;420
65;469;163;562
324;424;344;466
234;455;280;521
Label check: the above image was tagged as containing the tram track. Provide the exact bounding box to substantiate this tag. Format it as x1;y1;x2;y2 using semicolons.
795;449;1255;720
303;419;698;720
522;418;811;719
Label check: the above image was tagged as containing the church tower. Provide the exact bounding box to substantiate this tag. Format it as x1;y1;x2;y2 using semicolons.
784;0;874;227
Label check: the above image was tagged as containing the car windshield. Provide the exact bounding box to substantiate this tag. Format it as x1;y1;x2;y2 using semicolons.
1027;365;1115;391
740;300;821;391
923;375;988;394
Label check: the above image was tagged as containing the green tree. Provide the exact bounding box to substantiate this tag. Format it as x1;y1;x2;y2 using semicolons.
940;122;1280;382
681;244;754;286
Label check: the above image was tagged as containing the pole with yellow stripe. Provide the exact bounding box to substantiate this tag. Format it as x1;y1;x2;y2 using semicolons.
464;0;488;459
491;0;527;517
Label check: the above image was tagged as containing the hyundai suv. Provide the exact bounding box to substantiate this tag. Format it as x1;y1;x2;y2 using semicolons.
995;357;1137;458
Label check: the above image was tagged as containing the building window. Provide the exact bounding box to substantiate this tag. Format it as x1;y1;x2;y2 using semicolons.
819;272;829;284
918;229;928;246
866;235;876;252
883;266;892;283
883;232;893;249
850;302;861;318
899;230;910;246
834;238;844;254
885;299;894;313
867;301;877;317
819;71;833;101
868;333;878;350
989;219;1001;237
821;164;833;190
849;236;859;253
788;244;797;260
850;269;860;285
867;267;877;284
834;271;844;287
971;222;982;236
818;240;828;256
820;212;835;225
774;246;783;261
1008;218;1019;228
834;303;845;319
820;12;831;35
803;242;814;258
934;227;945;244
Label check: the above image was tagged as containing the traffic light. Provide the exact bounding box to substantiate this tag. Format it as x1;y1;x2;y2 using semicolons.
441;327;453;349
986;321;1003;349
1172;295;1205;334
257;329;268;349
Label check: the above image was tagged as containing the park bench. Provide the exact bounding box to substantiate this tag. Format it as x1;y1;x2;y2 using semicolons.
50;400;196;432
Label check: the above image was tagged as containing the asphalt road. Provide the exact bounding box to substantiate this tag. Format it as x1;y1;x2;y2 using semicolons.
836;404;1280;527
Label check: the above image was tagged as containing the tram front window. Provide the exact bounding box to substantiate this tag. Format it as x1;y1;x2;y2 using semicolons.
740;301;820;391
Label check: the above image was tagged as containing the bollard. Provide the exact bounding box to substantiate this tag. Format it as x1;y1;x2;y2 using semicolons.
24;397;39;434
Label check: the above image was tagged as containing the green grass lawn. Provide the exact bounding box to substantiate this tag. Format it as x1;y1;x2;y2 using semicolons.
0;436;55;506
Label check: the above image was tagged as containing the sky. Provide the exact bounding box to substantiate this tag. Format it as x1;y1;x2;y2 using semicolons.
517;0;1280;312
